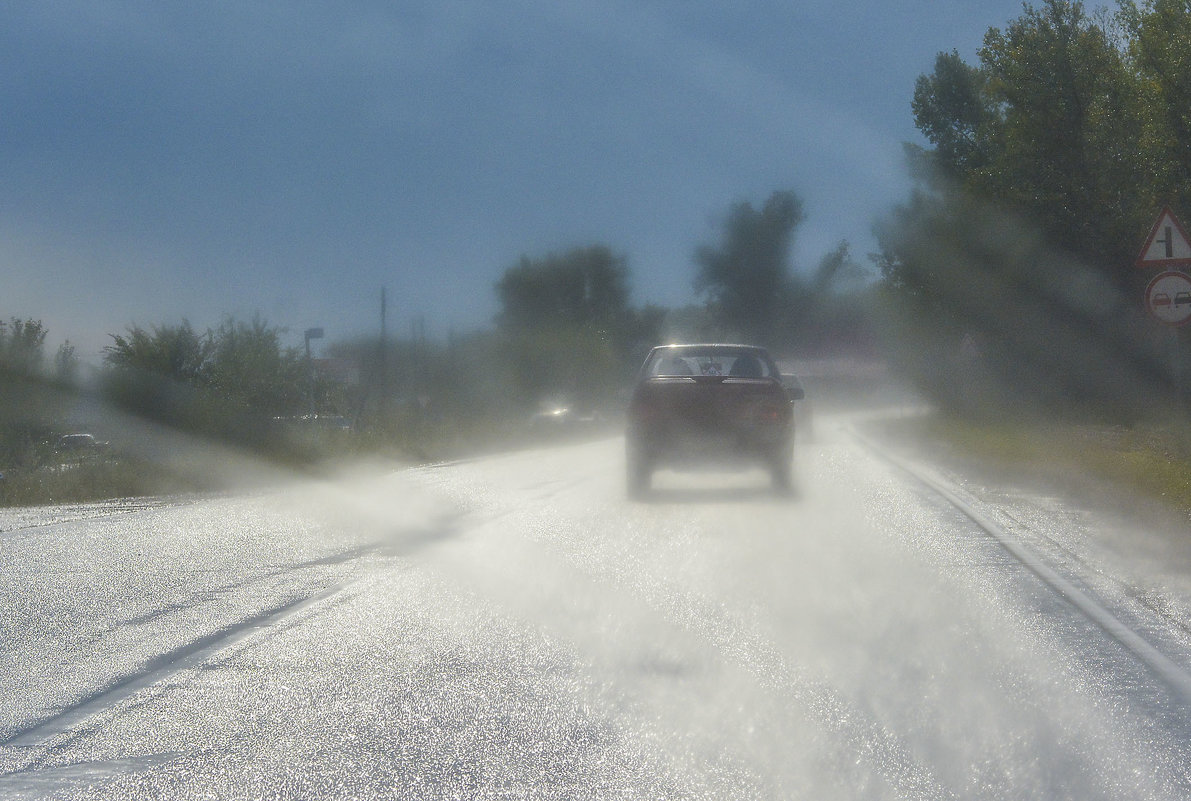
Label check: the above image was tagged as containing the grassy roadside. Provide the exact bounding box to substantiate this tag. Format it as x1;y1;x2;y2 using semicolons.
0;459;203;507
0;413;621;509
879;414;1191;519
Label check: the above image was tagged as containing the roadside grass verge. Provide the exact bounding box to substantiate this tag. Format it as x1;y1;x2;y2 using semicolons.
0;458;204;507
882;414;1191;518
0;412;623;508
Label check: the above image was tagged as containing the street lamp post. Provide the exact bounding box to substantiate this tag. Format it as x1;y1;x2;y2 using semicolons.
304;327;324;417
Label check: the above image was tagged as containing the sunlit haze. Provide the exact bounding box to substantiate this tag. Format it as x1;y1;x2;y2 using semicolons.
2;1;1024;360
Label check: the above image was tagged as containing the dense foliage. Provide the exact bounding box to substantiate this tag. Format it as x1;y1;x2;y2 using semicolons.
494;245;664;411
0;319;55;470
102;315;311;450
688;190;875;354
694;191;805;345
880;0;1191;418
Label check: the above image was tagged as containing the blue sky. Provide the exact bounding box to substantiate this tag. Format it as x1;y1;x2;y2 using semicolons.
2;1;1030;360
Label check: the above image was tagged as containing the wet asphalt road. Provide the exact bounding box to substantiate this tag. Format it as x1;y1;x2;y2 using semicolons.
2;414;1191;799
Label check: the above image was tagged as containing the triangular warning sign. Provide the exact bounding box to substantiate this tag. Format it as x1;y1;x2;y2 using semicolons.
1137;207;1191;268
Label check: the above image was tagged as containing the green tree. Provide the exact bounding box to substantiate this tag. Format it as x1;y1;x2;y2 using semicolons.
103;315;308;448
912;50;993;178
694;190;804;345
54;341;78;385
104;321;216;433
793;240;878;356
496;245;631;332
875;162;1172;419
105;320;213;383
207;315;305;415
494;245;659;409
878;0;1191;417
1122;0;1191;214
977;0;1145;275
0;318;56;470
909;1;1150;281
811;240;868;296
0;318;48;374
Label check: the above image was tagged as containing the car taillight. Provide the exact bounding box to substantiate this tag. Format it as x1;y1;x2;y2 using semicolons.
753;404;788;424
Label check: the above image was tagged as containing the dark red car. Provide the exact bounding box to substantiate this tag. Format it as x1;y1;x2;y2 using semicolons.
624;344;802;496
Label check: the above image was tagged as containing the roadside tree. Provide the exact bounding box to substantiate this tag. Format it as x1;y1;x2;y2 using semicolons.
694;190;804;346
1122;0;1191;215
495;245;660;410
0;318;59;469
103;315;309;450
879;0;1189;418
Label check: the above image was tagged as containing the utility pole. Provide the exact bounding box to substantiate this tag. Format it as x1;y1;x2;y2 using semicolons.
378;287;389;420
304;327;324;417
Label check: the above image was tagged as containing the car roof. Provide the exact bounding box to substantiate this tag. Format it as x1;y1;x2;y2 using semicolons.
649;343;768;352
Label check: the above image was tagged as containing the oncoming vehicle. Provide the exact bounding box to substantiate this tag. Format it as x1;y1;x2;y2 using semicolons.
55;433;107;454
529;405;604;439
624;344;802;496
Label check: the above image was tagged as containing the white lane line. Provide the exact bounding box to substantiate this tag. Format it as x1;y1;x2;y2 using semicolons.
1;584;352;754
855;431;1191;706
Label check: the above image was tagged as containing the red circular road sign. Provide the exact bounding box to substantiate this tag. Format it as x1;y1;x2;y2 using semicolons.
1144;271;1191;326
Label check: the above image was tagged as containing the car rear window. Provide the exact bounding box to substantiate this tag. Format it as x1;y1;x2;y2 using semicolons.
645;349;775;378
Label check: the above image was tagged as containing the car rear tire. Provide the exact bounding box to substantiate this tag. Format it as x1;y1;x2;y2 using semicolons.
770;450;793;493
626;450;651;498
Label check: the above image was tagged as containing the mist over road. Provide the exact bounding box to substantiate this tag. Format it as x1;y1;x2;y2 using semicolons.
2;411;1190;799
